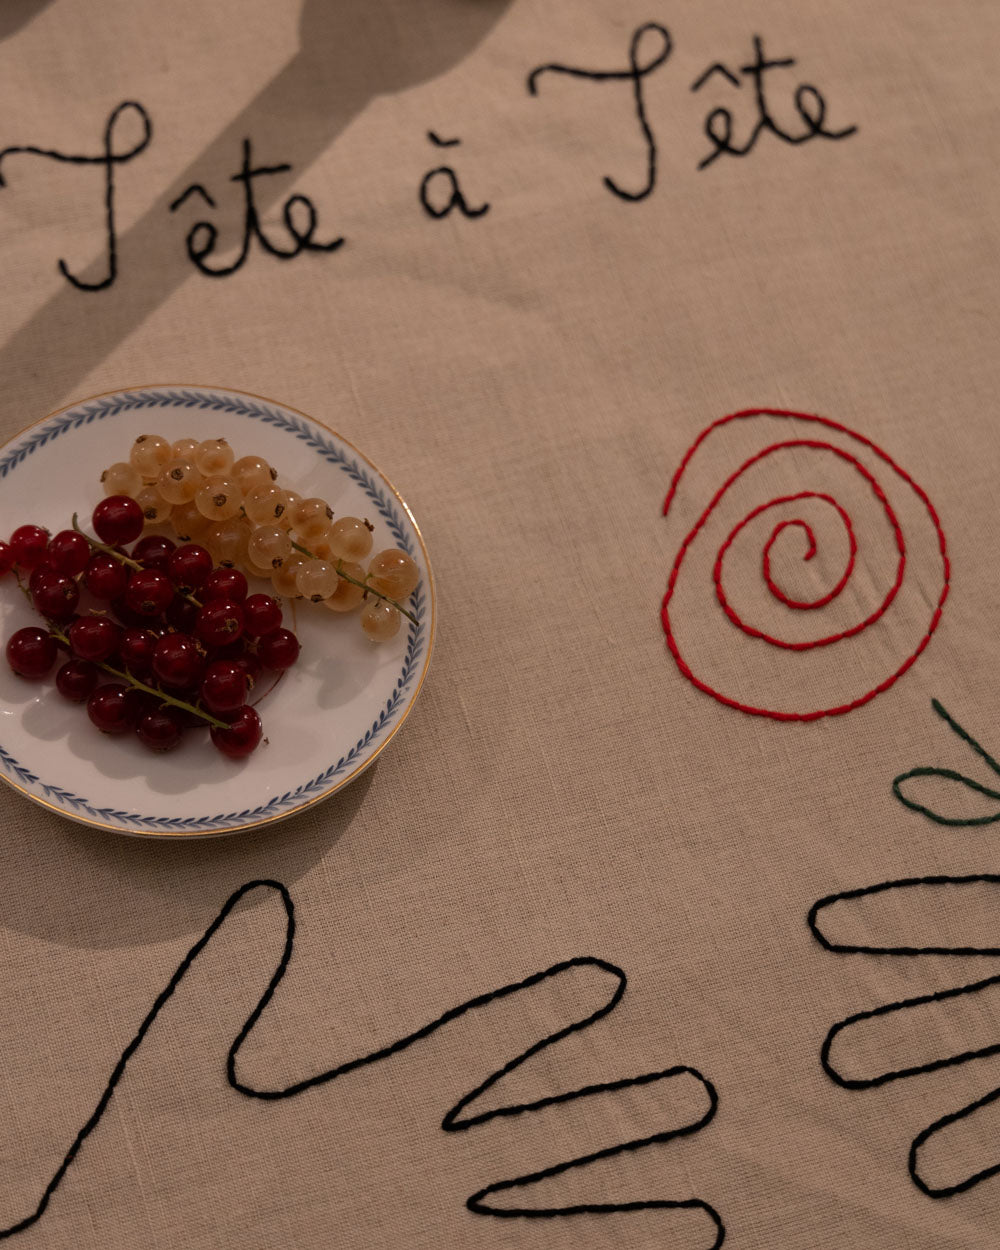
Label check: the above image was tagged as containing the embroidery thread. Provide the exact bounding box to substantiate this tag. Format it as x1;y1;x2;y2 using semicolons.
0;101;152;291
893;699;1000;826
660;408;950;720
810;875;1000;1198
527;22;672;202
0;880;725;1246
691;35;857;171
170;137;344;277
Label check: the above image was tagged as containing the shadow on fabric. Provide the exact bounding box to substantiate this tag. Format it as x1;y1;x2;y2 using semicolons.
0;0;512;409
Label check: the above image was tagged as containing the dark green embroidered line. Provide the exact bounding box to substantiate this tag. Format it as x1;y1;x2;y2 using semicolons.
892;699;1000;826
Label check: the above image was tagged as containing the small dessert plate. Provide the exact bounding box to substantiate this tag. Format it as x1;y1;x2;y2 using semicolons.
0;386;434;837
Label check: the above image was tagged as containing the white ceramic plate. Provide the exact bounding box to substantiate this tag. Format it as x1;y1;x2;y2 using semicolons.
0;386;435;837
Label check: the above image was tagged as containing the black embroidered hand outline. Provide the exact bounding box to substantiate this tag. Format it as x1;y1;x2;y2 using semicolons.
810;874;1000;1198
0;880;725;1247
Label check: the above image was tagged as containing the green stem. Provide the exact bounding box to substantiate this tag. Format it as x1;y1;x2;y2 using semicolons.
289;539;419;625
71;513;201;606
48;625;228;731
71;513;143;571
13;568;32;606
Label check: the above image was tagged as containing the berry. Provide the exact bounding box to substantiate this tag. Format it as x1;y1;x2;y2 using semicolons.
124;569;174;617
210;705;262;759
288;497;333;542
232;455;274;492
129;434;172;480
0;541;14;575
193;438;234;477
247;525;291;571
132;534;176;570
101;460;142;497
257;627;300;671
28;563;57;595
200;660;247;715
47;530;90;576
195;599;245;647
156;458;202;504
327;516;373;563
32;573;80;622
136;707;183;752
151;633;204;689
360;600;401;642
119;628;157;676
243;483;288;526
84;553;128;601
233;651;262;690
9;525;49;570
201;567;247;603
68;616;122;662
167;543;213;592
195;476;242;521
165;596;199;633
367;549;419;599
322;561;365;612
87;684;137;734
92;495;144;545
295;560;339;602
242;593;282;639
109;596;147;628
6;626;57;678
55;658;99;702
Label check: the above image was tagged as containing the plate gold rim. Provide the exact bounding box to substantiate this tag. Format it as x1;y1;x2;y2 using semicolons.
0;383;436;839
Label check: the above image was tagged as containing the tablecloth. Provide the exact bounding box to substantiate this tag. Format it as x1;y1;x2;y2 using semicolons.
1;1;998;1246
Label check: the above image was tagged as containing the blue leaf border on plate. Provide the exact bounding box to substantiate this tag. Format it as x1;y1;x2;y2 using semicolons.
0;389;428;831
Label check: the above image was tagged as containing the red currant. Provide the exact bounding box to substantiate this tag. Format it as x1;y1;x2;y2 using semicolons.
109;596;148;629
151;633;204;689
86;684;137;734
6;626;57;678
124;569;174;618
119;627;157;676
200;660;247;715
9;525;49;570
165;596;199;633
257;627;300;671
28;563;57;595
233;651;262;690
210;705;263;758
84;553;129;601
92;495;144;545
195;599;245;647
68;616;122;662
201;567;248;603
167;543;213;592
0;540;14;575
47;530;90;576
242;593;282;639
32;573;80;622
55;658;99;702
132;534;176;571
136;707;184;752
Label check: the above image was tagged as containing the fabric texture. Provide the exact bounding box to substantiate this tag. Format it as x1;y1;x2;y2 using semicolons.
0;1;998;1245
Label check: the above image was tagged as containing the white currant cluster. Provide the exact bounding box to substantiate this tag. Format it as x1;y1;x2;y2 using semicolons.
101;435;419;641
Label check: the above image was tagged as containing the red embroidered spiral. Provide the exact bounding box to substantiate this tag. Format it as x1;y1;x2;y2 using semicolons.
661;409;950;721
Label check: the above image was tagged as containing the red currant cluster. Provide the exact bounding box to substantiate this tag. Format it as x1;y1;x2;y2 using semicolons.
1;496;301;758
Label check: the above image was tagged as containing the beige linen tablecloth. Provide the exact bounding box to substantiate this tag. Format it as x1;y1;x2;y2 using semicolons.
1;1;999;1246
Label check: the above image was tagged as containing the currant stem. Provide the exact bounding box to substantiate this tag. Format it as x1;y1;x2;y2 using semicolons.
48;625;229;730
71;513;143;570
289;539;419;625
13;569;32;606
71;514;201;606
